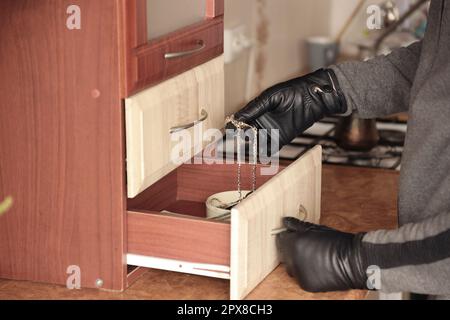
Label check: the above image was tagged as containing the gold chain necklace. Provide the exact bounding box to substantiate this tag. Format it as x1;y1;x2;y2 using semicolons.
225;115;258;201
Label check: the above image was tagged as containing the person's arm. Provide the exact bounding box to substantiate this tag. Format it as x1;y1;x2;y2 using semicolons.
277;212;450;296
331;41;422;118
232;41;422;149
362;211;450;295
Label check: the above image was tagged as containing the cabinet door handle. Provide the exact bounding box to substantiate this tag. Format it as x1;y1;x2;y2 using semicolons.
169;109;208;134
164;40;206;59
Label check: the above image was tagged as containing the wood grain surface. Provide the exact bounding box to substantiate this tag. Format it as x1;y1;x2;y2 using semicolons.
320;166;399;233
127;160;283;268
125;56;225;198
121;0;224;96
206;0;225;18
0;0;126;290
0;165;398;300
127;160;283;214
230;147;322;300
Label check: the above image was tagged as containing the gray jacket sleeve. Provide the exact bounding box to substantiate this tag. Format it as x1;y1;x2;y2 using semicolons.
361;211;450;296
331;41;422;118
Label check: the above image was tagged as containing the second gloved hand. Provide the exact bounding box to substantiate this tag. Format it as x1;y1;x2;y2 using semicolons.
276;217;368;293
234;69;348;148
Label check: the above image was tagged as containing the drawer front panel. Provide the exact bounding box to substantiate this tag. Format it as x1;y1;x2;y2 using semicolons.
125;56;224;198
127;211;230;266
129;18;224;95
230;146;322;300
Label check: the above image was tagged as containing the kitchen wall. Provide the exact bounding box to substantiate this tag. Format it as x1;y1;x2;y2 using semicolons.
330;0;417;40
224;0;416;115
225;0;332;115
329;0;362;39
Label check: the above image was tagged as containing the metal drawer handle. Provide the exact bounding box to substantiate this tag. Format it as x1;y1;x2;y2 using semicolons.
169;109;208;134
271;205;308;236
164;40;206;59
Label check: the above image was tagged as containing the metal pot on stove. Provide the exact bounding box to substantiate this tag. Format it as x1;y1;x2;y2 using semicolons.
334;115;380;152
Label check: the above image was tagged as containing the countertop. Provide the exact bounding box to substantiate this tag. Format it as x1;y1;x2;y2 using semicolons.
0;165;399;300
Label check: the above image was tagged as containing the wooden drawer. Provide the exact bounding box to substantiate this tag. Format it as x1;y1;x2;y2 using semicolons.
131;18;224;94
126;146;322;299
125;56;224;198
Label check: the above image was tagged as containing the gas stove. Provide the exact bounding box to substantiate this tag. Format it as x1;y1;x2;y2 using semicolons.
216;117;407;171
279;117;407;170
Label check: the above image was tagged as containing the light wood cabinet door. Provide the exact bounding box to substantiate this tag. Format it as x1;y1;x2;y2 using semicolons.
125;56;225;198
230;146;322;300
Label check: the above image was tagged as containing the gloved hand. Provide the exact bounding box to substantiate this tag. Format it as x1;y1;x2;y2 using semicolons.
234;68;348;148
276;217;368;293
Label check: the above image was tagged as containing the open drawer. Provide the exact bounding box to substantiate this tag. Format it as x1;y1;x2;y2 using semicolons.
126;146;322;299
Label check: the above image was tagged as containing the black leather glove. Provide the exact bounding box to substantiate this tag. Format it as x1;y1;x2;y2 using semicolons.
234;69;348;148
276;217;368;293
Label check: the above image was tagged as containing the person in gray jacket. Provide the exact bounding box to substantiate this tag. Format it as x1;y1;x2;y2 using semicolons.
233;0;450;299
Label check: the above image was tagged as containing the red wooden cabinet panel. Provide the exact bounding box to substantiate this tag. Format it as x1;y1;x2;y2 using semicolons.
121;0;224;97
0;0;127;291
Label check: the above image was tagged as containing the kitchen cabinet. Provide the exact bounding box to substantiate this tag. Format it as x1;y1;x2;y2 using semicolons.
122;0;224;96
0;0;321;300
124;53;322;298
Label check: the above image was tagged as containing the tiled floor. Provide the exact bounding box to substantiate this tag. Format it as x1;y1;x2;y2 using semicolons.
0;265;366;300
